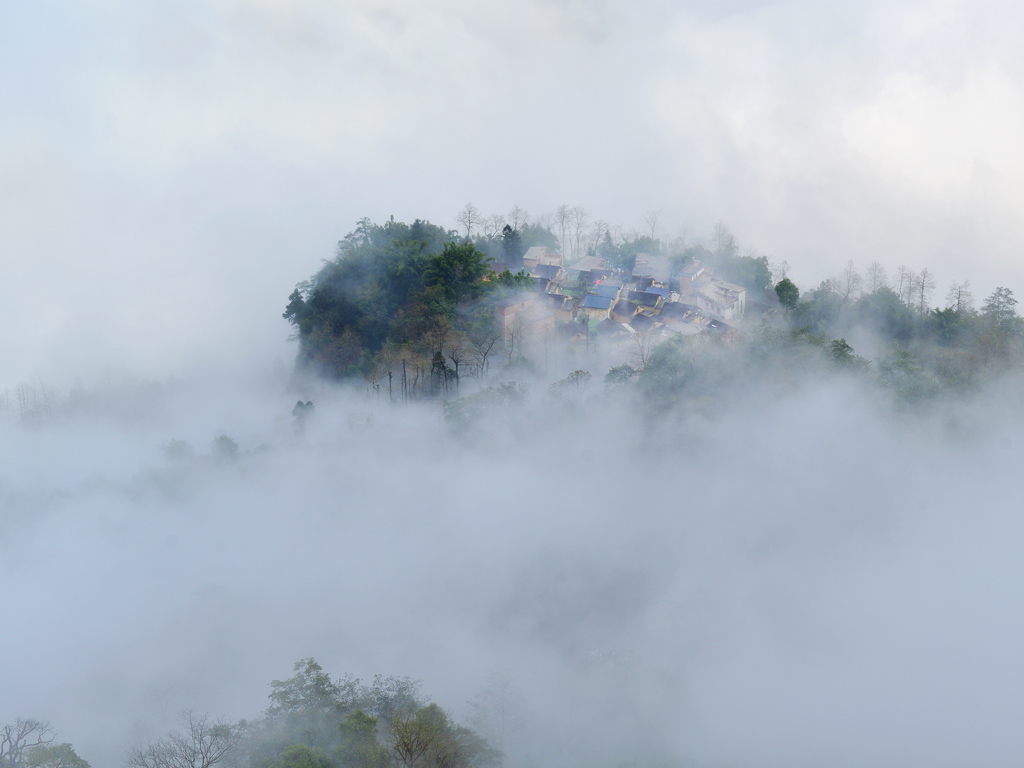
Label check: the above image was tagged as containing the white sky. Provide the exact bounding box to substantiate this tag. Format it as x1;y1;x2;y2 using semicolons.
4;0;1024;385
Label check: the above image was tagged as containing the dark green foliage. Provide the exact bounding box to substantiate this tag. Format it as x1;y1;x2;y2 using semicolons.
285;218;528;380
851;287;916;343
791;282;840;335
517;222;559;251
604;364;638;388
828;338;868;368
774;278;799;311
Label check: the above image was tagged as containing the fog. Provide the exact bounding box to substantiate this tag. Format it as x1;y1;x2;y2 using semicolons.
6;1;1024;766
4;363;1024;768
6;0;1024;383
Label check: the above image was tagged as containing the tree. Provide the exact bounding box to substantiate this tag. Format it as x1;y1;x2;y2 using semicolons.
982;286;1019;331
23;743;89;768
268;658;358;717
946;280;974;315
1;720;56;768
833;260;862;310
506;206;528;232
895;265;915;304
642;209;661;240
866;261;887;292
550;370;591;406
388;705;446;768
774;278;799;311
554;204;571;259
467;671;523;762
911;268;937;318
630;327;656;370
125;712;234;768
455;204;482;240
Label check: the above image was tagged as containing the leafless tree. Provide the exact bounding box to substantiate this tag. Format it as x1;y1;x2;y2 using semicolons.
455;203;482;240
895;265;915;304
833;259;862;310
445;334;469;394
467;323;501;387
712;221;736;258
866;261;887;292
569;207;589;261
946;280;974;314
768;258;789;284
506;205;529;232
469;670;525;761
911;268;937;317
125;712;234;768
550;370;592;406
642;209;661;240
483;214;506;240
504;315;525;362
554;204;571;258
630;327;656;370
389;706;445;768
1;719;56;768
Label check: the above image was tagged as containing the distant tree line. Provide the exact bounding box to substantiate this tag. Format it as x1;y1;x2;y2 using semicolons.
122;659;501;768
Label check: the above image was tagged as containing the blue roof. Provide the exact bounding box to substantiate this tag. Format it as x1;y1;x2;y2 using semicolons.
582;295;614;310
592;284;620;298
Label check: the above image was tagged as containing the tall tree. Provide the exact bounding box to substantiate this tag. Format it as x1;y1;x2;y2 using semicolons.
455;204;483;240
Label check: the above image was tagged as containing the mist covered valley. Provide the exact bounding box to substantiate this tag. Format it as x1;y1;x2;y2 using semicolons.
5;327;1024;768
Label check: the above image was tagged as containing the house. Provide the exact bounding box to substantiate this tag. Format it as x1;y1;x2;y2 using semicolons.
522;247;564;271
627;290;663;311
632;253;672;284
611;299;639;323
579;294;614;322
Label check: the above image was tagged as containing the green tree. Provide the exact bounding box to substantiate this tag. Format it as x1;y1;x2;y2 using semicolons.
24;743;90;768
1;721;56;768
424;242;493;305
268;659;359;718
774;278;799;311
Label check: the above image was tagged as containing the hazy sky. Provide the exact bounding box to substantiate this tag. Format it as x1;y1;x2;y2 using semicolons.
4;0;1024;383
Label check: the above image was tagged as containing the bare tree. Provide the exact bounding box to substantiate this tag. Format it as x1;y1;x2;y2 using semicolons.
946;280;974;314
630;327;656;370
1;720;56;768
712;220;737;258
833;260;862;310
866;261;887;292
445;334;469;394
506;205;529;232
768;258;789;284
911;268;937;317
455;203;482;240
895;265;915;304
483;214;506;240
504;315;525;362
467;322;501;387
642;209;661;241
469;670;525;761
554;204;571;258
125;712;234;768
569;207;589;261
389;706;445;768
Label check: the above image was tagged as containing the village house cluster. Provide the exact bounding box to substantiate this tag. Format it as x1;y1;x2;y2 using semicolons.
493;246;748;356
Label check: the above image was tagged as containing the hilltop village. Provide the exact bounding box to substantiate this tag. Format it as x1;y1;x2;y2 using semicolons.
493;246;749;361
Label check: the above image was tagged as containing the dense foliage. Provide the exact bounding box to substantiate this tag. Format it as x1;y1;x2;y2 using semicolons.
123;660;500;768
283;217;533;384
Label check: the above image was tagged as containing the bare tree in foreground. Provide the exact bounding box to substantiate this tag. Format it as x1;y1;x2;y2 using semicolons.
630;327;656;370
866;261;887;292
946;280;974;314
125;712;234;768
1;720;55;768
